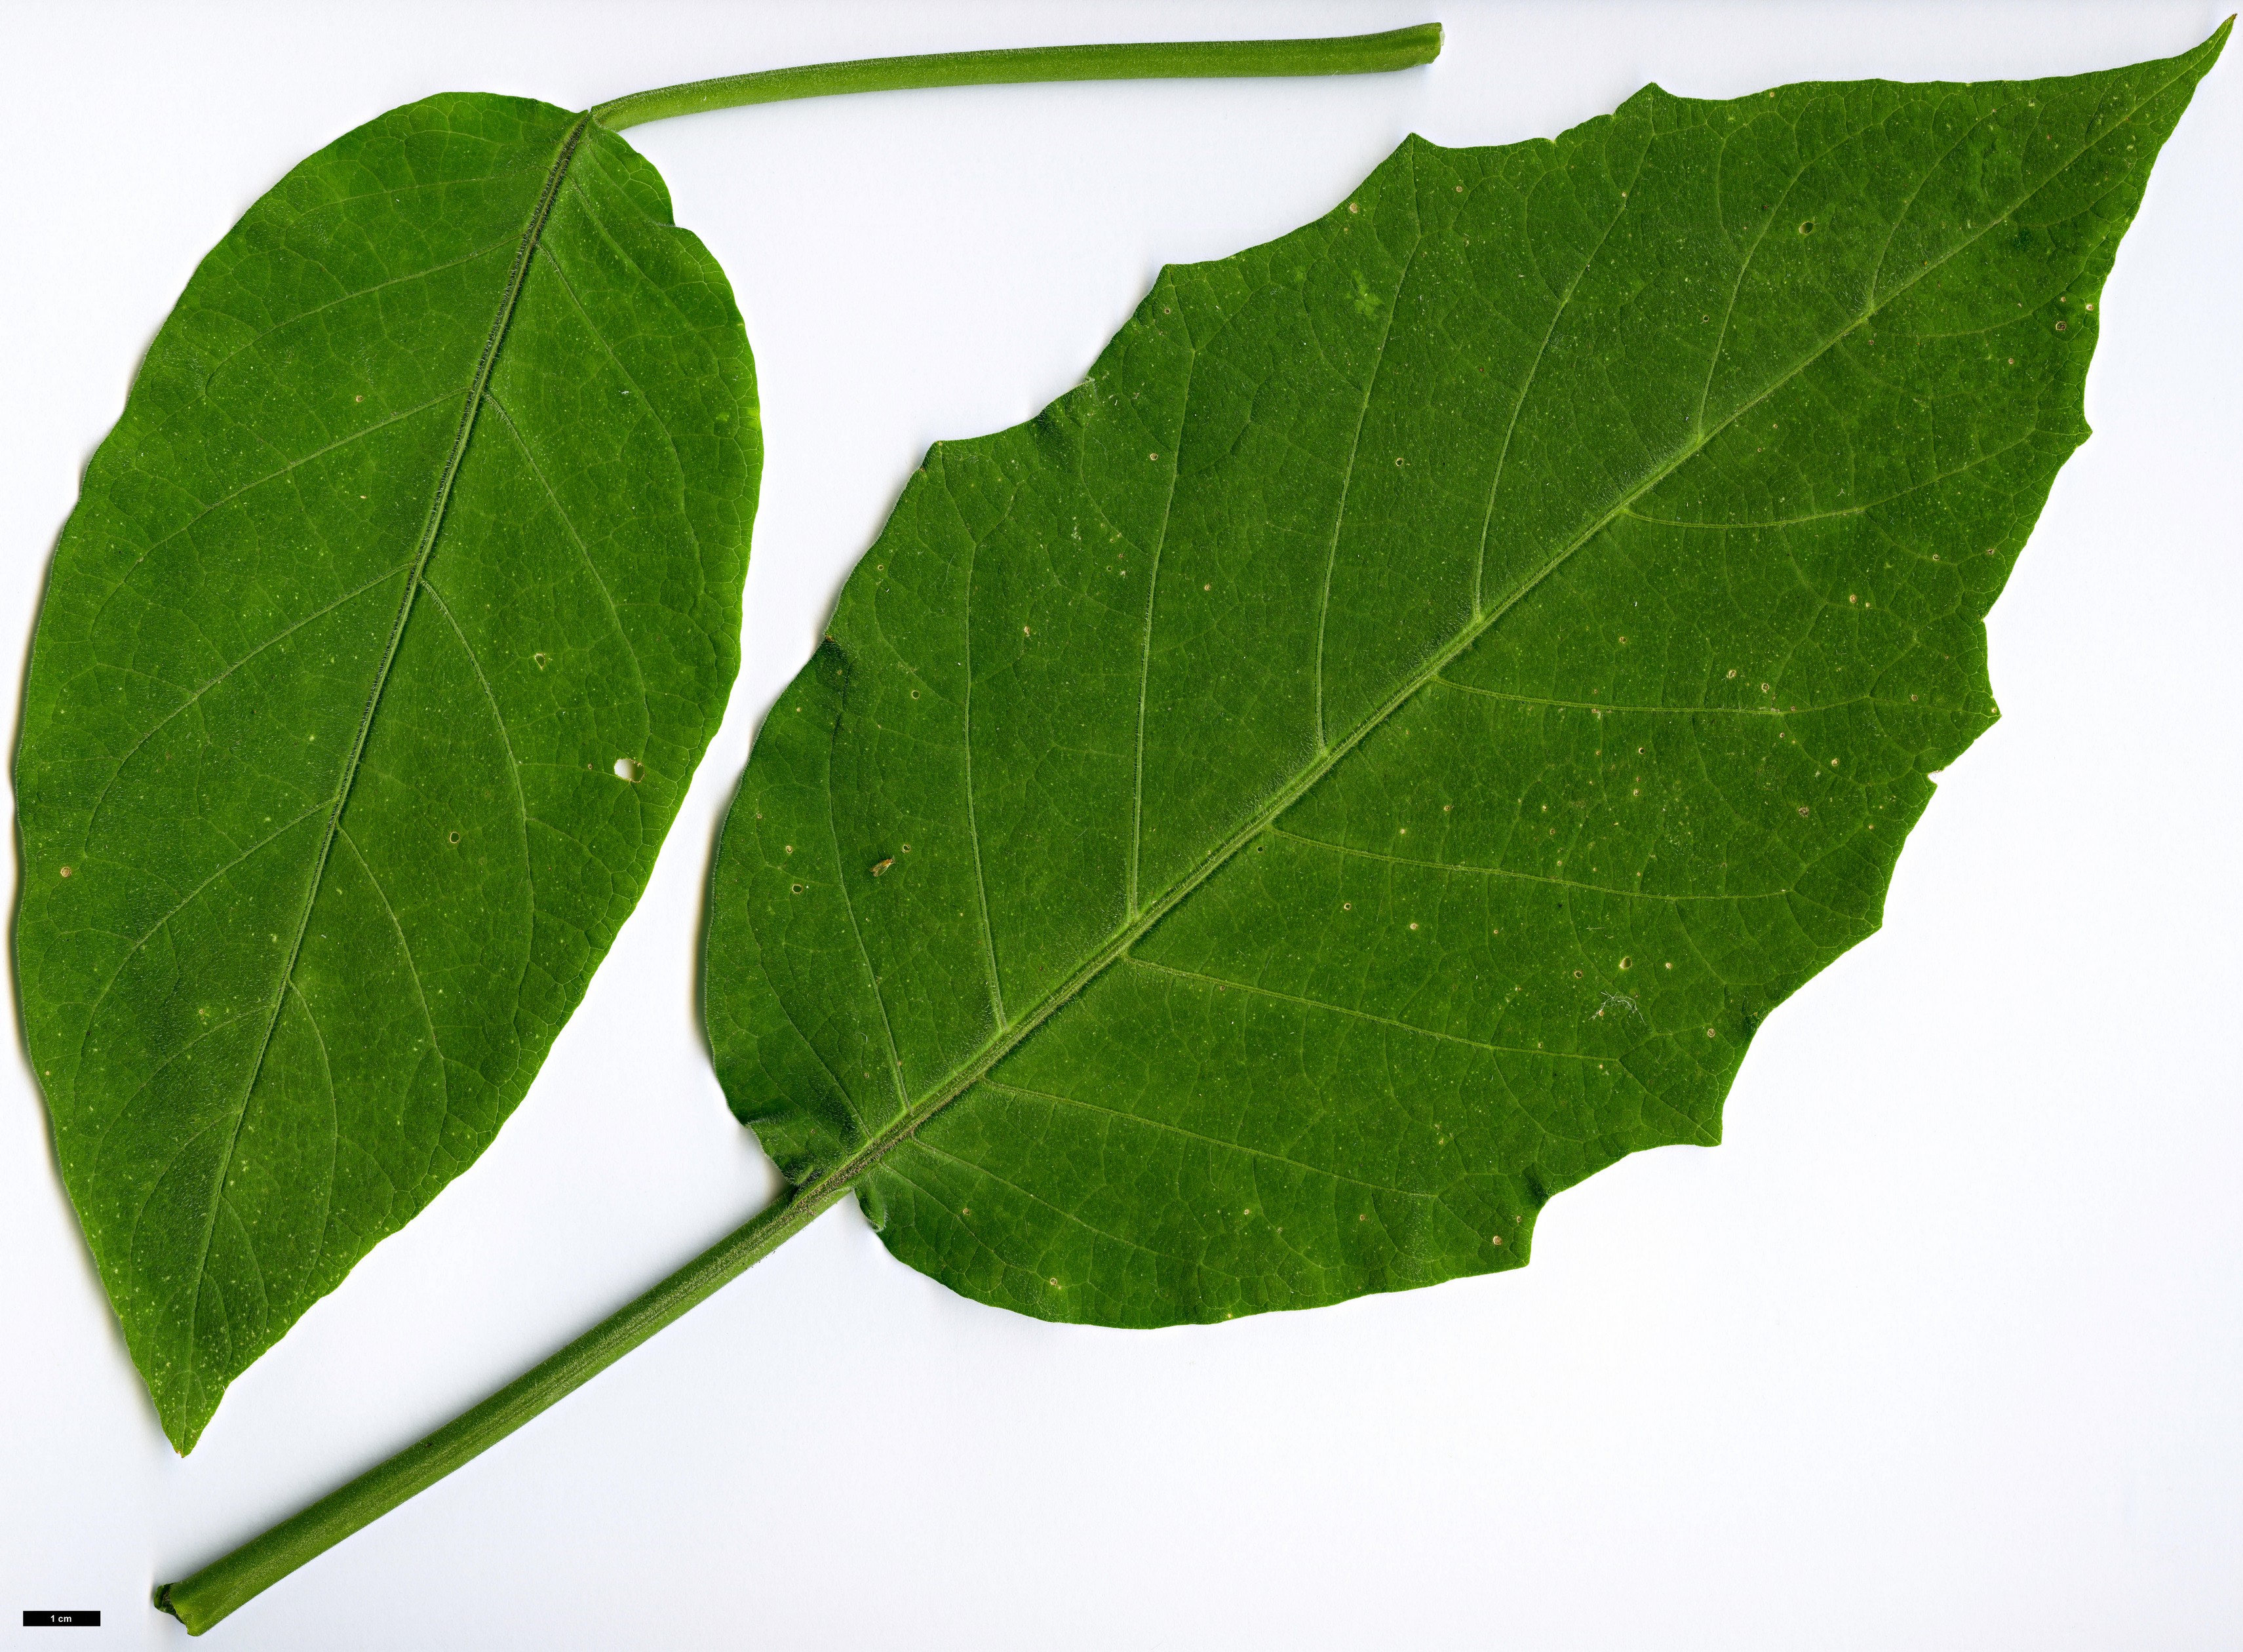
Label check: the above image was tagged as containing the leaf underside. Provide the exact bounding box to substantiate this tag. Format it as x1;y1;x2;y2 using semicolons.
15;94;756;1449
707;34;2222;1326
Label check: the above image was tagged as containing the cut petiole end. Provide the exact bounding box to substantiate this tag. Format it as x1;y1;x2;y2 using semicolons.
589;23;1441;129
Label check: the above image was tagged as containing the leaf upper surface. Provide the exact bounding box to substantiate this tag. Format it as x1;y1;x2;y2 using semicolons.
16;93;756;1448
706;35;2221;1325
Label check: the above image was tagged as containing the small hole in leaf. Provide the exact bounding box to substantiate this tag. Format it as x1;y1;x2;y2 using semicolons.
534;652;549;669
448;831;461;845
791;882;805;894
614;758;643;782
1797;220;1815;235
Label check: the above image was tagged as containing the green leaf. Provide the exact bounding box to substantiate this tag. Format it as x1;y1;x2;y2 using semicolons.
14;93;756;1450
706;35;2222;1324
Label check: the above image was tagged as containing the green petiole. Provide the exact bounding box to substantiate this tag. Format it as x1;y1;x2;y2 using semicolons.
589;25;1443;129
155;1183;837;1633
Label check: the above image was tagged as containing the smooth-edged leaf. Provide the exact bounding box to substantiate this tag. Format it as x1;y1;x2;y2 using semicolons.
15;94;755;1449
706;37;2221;1324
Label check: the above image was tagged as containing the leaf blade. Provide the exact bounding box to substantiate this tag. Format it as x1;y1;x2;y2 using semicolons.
16;92;756;1448
707;34;2221;1322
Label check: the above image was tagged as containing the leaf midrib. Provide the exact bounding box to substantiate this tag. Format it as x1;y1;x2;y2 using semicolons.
177;111;597;1383
789;69;2178;1217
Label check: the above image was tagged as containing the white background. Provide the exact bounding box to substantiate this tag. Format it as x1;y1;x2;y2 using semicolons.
2;3;2236;1646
